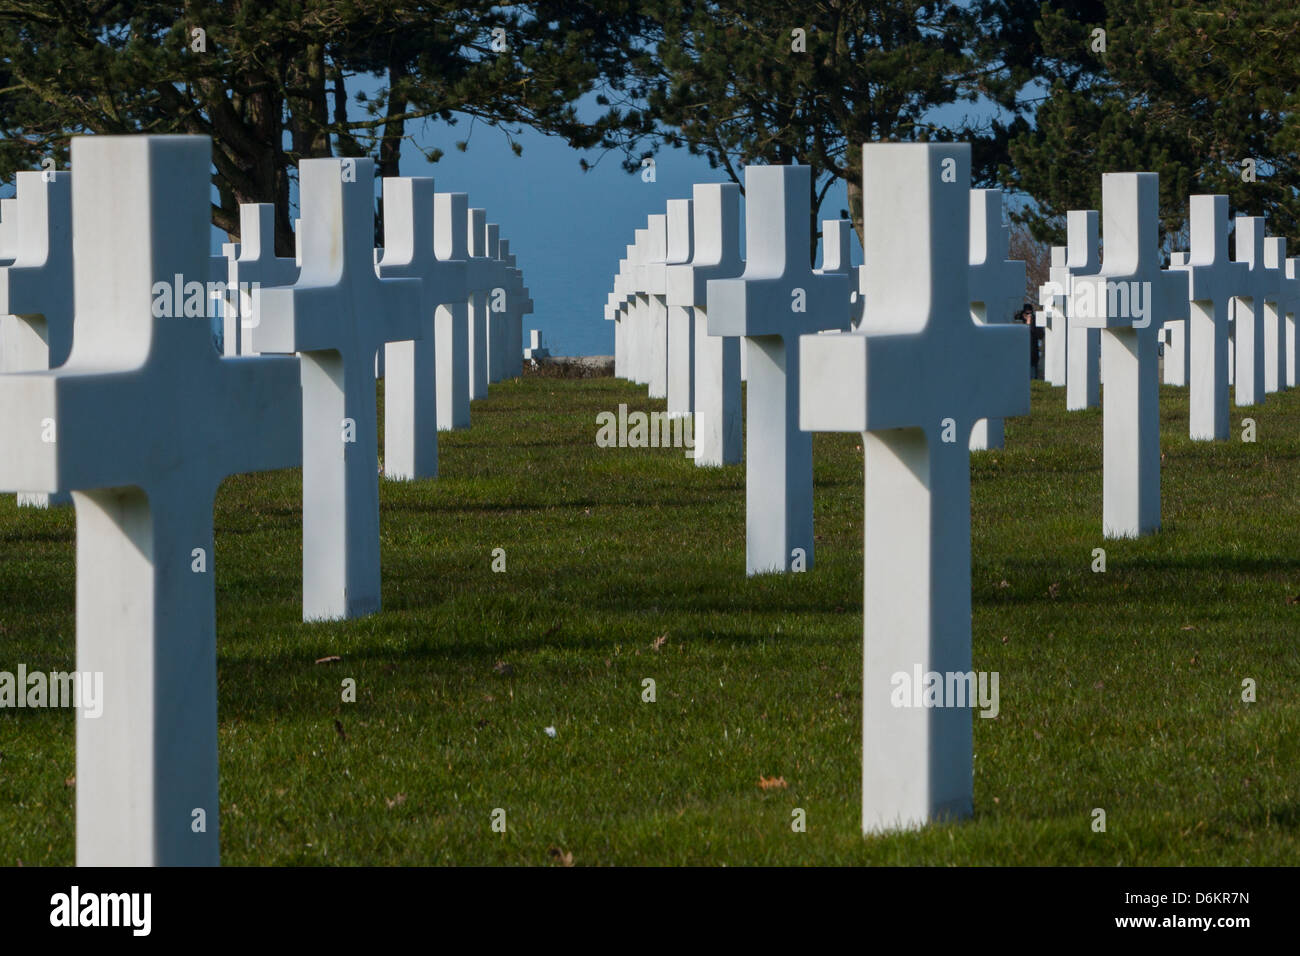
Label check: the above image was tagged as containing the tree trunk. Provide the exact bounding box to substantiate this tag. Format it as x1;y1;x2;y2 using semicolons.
290;41;331;161
847;176;864;252
378;58;409;179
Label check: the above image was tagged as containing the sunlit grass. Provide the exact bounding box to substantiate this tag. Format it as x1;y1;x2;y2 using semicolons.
1;373;1297;865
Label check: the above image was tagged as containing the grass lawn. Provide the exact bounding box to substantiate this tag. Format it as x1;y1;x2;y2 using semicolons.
1;371;1298;865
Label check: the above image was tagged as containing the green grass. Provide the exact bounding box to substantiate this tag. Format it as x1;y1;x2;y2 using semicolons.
2;372;1299;865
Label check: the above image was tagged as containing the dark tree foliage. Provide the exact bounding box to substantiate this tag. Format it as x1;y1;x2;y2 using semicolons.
0;1;652;253
631;1;1025;253
1005;0;1300;247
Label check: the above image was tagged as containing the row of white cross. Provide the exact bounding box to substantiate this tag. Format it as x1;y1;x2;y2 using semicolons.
603;170;1027;575
602;151;1029;831
1037;179;1298;536
599;156;1300;835
609;170;1300;554
4;135;1295;864
0;157;535;610
0;136;532;865
1042;203;1300;418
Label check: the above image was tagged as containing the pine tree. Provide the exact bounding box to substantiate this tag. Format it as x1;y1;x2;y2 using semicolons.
633;0;1021;254
1006;0;1300;246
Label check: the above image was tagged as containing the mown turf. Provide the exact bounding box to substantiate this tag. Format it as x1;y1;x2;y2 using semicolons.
1;372;1298;865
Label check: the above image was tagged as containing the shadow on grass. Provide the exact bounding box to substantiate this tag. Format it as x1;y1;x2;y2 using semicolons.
1238;801;1300;832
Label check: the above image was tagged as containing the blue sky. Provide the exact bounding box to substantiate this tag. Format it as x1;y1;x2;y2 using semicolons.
356;101;855;357
383;112;761;356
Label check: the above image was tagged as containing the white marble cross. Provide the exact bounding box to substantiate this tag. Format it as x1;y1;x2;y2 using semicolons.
1041;246;1069;386
500;237;517;376
611;239;629;376
1228;297;1236;386
800;142;1028;831
231;203;299;356
376;176;442;481
257;157;423;621
619;229;640;382
815;219;854;278
433;191;471;430
0;135;303;865
708;164;849;575
0;170;74;509
630;226;652;387
642;213;670;399
664;198;695;418
515;254;534;368
1169;195;1242;441
465;207;493;400
1283;256;1300;390
1071;173;1188;538
214;245;237;354
498;238;527;379
607;246;633;377
967;189;1026;450
499;238;519;376
524;327;550;361
815;221;857;330
849;263;868;329
1065;210;1102;411
0;195;18;265
1160;270;1189;388
1232;216;1275;408
611;239;638;379
0;171;74;367
666;182;744;467
603;278;618;334
485;221;508;384
489;227;526;382
1161;253;1188;388
1263;236;1290;394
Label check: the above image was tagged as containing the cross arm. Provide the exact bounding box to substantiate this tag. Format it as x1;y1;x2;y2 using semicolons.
0;367;184;492
255;283;348;354
0;349;304;494
0;371;61;491
1161;269;1191;321
1184;259;1246;303
1071;269;1188;330
799;324;1028;434
373;275;424;344
969;259;1026;319
0;258;70;319
430;258;468;304
707;271;849;338
464;257;499;292
667;256;744;308
256;273;423;355
206;355;303;476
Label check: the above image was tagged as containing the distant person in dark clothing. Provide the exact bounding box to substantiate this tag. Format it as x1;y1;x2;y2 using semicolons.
1014;303;1043;377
